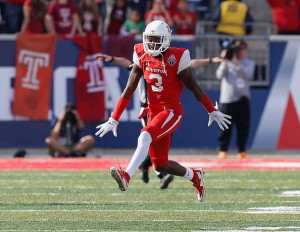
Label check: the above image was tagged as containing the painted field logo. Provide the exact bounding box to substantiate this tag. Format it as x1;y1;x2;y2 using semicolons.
18;49;49;90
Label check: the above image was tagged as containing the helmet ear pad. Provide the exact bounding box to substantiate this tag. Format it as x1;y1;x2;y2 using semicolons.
143;20;172;56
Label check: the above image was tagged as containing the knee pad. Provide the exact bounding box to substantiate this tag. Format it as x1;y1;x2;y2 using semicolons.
137;131;152;146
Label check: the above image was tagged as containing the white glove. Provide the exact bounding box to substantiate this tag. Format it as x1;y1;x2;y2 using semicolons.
208;102;232;130
95;117;119;137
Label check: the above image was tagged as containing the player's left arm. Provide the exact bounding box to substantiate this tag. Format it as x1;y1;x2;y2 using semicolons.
179;67;215;113
177;50;216;113
179;67;205;100
180;68;231;130
178;49;231;130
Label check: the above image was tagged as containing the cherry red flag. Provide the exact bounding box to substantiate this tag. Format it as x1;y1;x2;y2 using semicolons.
75;33;106;122
12;34;56;120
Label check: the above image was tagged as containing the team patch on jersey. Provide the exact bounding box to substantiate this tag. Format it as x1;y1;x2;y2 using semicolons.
167;55;176;66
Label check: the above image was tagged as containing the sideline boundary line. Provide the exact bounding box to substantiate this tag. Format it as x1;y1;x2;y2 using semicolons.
0;158;300;170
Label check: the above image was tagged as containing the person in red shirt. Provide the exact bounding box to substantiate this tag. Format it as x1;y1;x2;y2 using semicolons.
173;0;197;35
145;0;173;27
20;0;46;34
106;0;127;35
95;20;231;202
78;0;103;36
267;0;300;34
164;0;179;15
45;0;83;34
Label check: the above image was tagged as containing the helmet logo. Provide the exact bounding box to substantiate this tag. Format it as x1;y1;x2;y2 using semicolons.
166;25;171;33
167;54;176;66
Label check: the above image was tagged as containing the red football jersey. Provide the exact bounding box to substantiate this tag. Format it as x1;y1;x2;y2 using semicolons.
133;43;190;108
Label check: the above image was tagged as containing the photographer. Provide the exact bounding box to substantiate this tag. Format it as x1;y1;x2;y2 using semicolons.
45;103;95;157
216;39;255;159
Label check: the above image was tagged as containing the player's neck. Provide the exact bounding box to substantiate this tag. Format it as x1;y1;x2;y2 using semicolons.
152;50;168;59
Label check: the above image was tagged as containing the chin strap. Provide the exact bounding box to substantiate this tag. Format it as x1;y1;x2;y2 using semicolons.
129;52;147;68
159;53;167;76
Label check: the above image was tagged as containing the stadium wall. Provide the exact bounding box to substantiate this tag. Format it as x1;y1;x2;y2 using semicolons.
0;36;299;150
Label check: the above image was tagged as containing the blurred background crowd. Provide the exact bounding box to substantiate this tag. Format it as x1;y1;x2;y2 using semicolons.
0;0;299;37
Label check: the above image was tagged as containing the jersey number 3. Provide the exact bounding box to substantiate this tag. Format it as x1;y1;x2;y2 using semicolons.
149;74;163;92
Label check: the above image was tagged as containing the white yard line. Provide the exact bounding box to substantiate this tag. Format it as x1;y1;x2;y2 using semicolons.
243;206;300;214
281;190;300;197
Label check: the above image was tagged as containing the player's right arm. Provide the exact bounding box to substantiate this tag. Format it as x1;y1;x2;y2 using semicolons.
97;54;132;69
95;62;143;138
191;57;222;68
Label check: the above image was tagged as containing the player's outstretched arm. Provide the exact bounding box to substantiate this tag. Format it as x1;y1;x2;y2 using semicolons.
208;102;232;130
190;57;222;68
179;67;231;130
95;64;143;137
97;54;132;69
95;117;119;137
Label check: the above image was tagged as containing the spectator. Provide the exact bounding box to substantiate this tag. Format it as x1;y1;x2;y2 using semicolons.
267;0;300;35
45;103;95;157
119;9;145;36
45;0;83;35
145;0;173;27
106;0;127;35
164;0;179;16
196;0;211;20
213;0;253;36
127;0;150;19
78;0;103;36
3;0;25;33
20;0;47;34
216;39;255;159
173;0;197;35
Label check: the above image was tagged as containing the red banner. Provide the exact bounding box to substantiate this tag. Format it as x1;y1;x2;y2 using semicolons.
75;33;106;122
12;34;56;120
106;34;135;60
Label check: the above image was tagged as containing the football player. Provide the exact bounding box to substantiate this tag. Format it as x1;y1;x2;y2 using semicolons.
95;20;231;202
97;53;174;189
97;53;221;188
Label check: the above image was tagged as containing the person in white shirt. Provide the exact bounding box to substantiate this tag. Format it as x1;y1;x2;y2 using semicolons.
216;39;255;159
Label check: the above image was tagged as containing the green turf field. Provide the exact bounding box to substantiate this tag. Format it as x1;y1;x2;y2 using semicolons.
0;170;299;231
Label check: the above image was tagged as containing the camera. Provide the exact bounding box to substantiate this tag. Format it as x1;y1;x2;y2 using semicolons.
64;103;77;126
220;40;240;60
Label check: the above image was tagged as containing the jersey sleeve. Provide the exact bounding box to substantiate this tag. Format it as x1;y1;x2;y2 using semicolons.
47;2;56;15
177;49;191;74
132;49;141;68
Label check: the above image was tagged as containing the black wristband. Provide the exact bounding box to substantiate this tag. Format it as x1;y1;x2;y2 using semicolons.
109;56;114;63
209;57;212;64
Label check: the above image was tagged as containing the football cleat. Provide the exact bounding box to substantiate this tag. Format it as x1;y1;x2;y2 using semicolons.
110;167;130;192
140;168;149;183
160;174;174;189
191;168;206;202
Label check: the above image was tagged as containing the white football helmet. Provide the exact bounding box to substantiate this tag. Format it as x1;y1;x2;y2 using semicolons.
143;20;172;56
